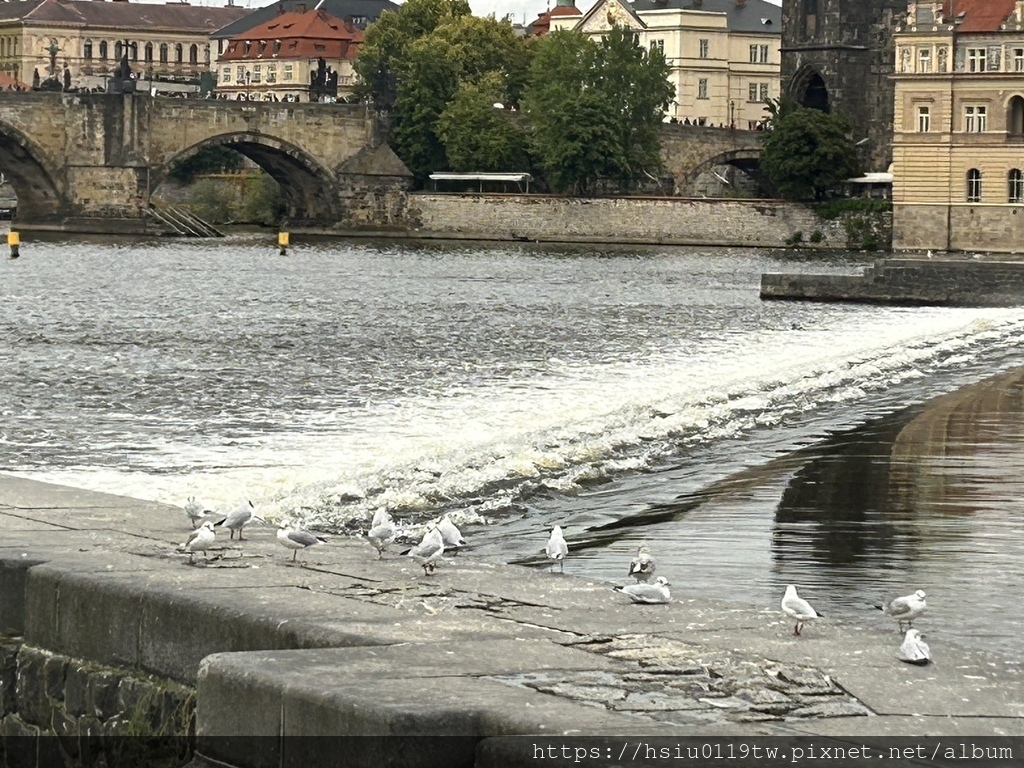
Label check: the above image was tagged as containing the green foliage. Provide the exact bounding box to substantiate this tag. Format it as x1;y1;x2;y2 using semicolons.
237;173;284;226
784;230;804;247
187;179;235;224
437;75;529;172
760;106;861;201
357;1;532;183
169;146;244;183
521;28;673;194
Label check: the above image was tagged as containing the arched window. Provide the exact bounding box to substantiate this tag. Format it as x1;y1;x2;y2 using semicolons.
1009;169;1024;203
803;0;817;39
967;168;983;202
144;42;153;62
83;39;92;60
159;43;168;63
189;44;198;64
1008;95;1024;137
114;41;122;61
99;41;108;60
175;43;183;63
204;45;210;64
130;42;138;61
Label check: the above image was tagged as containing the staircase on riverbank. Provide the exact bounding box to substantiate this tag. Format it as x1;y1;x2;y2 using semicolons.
147;202;224;237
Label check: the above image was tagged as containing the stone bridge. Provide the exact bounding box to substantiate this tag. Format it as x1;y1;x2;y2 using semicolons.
0;92;411;234
659;123;766;195
0;92;765;234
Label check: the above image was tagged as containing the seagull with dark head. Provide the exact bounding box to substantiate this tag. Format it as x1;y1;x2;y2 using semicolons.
627;545;655;583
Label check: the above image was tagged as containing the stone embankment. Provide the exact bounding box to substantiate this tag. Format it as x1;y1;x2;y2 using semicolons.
0;474;1021;768
762;256;1024;306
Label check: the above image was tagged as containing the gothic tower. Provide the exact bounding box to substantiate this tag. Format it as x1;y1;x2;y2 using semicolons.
781;0;907;171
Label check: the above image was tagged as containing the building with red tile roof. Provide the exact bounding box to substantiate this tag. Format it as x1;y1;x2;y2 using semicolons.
216;8;363;102
892;0;1024;252
526;0;582;36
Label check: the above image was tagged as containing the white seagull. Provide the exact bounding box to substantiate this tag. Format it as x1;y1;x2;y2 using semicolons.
183;496;211;528
180;521;216;564
407;524;445;575
277;521;327;562
437;514;466;552
627;545;655;583
898;628;932;666
781;584;822;636
877;589;926;632
546;525;568;573
615;576;671;604
214;500;255;541
368;511;397;559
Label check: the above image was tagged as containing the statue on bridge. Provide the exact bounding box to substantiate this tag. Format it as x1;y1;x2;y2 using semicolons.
107;46;136;94
308;57;338;103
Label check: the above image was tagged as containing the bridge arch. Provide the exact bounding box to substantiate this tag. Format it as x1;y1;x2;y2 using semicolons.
0;120;65;223
685;148;766;196
153;132;341;224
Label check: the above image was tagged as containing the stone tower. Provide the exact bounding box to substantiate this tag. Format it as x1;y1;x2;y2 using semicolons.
781;0;907;171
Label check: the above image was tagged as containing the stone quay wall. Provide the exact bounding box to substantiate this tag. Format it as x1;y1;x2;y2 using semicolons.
403;194;891;250
761;257;1024;305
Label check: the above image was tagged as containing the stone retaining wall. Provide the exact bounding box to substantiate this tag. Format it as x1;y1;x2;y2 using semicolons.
1;639;194;767
404;194;890;250
761;257;1024;305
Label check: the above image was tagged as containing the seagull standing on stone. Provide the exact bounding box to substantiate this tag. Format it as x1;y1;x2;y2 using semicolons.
368;510;397;559
546;525;568;573
876;589;926;632
898;628;932;666
615;576;671;604
627;545;655;583
407;523;445;575
781;584;822;636
214;500;255;541
276;520;327;562
437;514;466;552
179;521;216;564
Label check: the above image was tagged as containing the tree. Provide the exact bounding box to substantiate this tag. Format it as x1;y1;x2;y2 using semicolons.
521;28;673;194
170;146;245;183
436;75;529;172
356;3;532;183
760;105;861;201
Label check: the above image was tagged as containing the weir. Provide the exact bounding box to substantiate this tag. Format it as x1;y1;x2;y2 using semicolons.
1;473;1022;767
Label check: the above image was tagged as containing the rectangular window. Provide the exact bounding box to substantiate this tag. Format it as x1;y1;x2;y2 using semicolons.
759;83;769;101
251;64;261;84
697;78;708;99
650;39;664;54
236;65;245;81
283;64;293;82
967;48;987;72
967;170;982;202
917;105;930;132
749;44;758;63
964;105;987;132
1010;170;1024;203
748;83;758;102
918;48;931;73
759;44;768;63
222;67;231;83
266;65;277;84
699;39;708;59
1015;48;1024;72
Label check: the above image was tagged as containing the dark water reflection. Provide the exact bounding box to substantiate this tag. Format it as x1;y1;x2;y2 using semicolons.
490;368;1024;657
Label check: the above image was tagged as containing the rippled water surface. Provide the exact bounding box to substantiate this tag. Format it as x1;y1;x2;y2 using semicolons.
2;236;1024;656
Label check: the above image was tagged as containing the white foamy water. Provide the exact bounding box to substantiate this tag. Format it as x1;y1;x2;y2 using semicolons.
21;305;1024;526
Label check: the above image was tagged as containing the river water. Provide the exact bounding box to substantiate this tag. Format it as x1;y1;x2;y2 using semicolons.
2;236;1023;656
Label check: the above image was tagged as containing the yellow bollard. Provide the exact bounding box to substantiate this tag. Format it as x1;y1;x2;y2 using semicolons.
278;231;289;256
7;231;18;259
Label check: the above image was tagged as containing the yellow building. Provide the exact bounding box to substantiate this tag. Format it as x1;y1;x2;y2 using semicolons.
551;0;781;127
0;0;247;92
892;0;1024;252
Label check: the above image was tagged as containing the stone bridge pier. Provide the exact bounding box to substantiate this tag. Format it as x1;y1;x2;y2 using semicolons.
0;92;412;235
